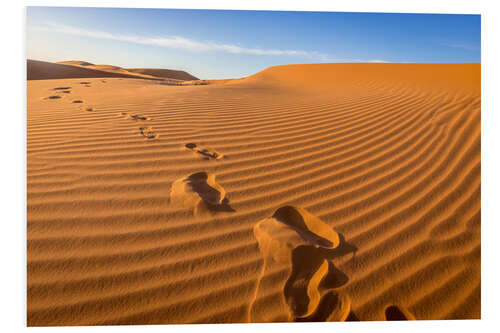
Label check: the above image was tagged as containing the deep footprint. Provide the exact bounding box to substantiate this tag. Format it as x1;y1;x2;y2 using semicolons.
385;305;415;321
170;172;232;214
52;87;71;90
72;100;83;103
139;127;158;139
131;114;149;121
250;206;352;322
185;142;223;160
296;291;351;322
120;112;150;121
46;95;61;99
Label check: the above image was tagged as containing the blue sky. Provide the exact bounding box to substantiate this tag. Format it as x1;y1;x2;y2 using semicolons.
26;7;481;79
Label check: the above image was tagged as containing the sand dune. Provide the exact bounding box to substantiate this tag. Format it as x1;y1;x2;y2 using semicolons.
127;68;198;81
27;60;158;81
27;63;480;325
56;60;198;81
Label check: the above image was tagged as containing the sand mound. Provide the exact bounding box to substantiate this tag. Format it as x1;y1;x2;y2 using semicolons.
27;63;480;325
28;60;157;81
254;206;341;260
238;63;480;93
56;60;199;81
127;68;199;81
58;61;94;66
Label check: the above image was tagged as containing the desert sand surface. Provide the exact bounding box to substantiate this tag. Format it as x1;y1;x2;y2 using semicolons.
27;62;480;326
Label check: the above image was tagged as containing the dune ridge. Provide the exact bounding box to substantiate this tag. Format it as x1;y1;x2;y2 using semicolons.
29;60;198;83
27;63;480;325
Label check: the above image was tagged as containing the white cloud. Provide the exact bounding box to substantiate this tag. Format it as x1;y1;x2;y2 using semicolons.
34;22;328;59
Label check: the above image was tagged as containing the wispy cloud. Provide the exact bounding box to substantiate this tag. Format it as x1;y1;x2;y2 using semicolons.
34;22;328;59
441;41;480;51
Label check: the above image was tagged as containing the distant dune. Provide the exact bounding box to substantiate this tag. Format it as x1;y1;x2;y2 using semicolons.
27;60;158;81
27;63;480;325
57;60;95;66
127;68;198;81
57;60;198;81
28;59;198;82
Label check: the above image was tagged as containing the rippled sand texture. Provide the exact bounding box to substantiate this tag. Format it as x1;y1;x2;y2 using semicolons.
27;63;480;326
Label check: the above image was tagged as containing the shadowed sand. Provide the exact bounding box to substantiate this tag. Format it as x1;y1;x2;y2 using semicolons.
27;62;480;326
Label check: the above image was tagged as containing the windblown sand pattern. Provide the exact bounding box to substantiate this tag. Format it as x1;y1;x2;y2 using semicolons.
27;63;480;326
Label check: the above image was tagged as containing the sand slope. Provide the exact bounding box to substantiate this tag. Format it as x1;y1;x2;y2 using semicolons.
56;61;198;81
127;68;198;81
27;60;158;81
27;63;480;326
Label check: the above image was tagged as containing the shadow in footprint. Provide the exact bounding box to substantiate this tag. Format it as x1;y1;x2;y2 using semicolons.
121;112;150;121
185;143;223;160
72;100;83;103
250;206;354;322
170;172;234;214
345;310;360;321
139;127;158;139
131;114;150;121
318;233;357;260
296;291;351;322
385;305;415;321
46;95;61;99
205;197;235;212
52;87;71;90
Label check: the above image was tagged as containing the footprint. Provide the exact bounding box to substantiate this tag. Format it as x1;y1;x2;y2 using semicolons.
131;114;150;121
185;143;223;160
170;172;233;215
296;291;351;322
72;100;83;103
384;305;415;321
249;206;353;322
45;95;61;99
52;87;71;90
60;90;71;94
79;81;91;84
120;112;150;121
85;107;93;112
139;127;158;139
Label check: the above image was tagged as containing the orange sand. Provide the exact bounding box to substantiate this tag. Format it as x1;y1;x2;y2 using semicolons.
27;62;480;326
